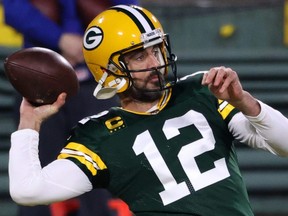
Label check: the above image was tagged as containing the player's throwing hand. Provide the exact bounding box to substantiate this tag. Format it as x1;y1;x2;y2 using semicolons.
18;93;67;132
202;66;244;103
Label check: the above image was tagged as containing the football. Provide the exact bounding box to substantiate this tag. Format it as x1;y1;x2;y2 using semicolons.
4;47;79;106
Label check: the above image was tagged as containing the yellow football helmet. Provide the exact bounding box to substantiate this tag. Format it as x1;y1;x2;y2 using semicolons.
83;5;177;99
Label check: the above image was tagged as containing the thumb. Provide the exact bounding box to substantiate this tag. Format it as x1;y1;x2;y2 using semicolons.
54;92;67;109
35;93;67;120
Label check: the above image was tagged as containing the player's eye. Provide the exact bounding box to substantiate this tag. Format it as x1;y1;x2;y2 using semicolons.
152;48;159;57
134;52;146;61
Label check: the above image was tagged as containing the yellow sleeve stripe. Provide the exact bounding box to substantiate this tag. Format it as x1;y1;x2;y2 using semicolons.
57;142;107;176
218;100;235;120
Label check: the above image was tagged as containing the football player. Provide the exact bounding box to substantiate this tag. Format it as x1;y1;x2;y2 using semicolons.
9;5;288;216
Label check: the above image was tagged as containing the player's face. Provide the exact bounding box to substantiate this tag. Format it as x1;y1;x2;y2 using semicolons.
124;45;165;92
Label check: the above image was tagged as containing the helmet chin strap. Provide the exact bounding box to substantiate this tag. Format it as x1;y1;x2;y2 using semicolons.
93;71;127;99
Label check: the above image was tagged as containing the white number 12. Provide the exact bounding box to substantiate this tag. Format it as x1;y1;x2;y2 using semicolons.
132;110;230;206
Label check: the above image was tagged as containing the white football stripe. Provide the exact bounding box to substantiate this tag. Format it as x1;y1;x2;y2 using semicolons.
112;5;153;32
60;149;100;170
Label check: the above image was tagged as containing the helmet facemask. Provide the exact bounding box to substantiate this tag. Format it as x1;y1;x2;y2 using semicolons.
108;32;178;95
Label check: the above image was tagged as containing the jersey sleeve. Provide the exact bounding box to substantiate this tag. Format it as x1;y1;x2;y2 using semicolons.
217;99;239;123
57;115;111;188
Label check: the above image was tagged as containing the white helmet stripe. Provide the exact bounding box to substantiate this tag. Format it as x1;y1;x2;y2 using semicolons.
111;5;154;33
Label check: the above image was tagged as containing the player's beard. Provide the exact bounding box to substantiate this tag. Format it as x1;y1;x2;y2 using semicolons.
121;71;165;102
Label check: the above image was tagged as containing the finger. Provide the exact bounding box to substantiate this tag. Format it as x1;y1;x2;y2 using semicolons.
213;68;230;89
218;70;237;93
204;66;228;87
54;92;67;109
202;68;217;85
21;97;29;106
19;97;36;114
34;93;67;119
201;72;209;85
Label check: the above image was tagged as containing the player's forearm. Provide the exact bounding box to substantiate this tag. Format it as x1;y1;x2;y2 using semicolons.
9;129;92;205
230;101;288;156
245;101;288;156
228;91;261;117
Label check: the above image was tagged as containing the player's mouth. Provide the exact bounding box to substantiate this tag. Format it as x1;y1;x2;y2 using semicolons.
149;75;160;83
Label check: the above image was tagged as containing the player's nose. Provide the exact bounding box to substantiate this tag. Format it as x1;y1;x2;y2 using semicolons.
147;53;160;68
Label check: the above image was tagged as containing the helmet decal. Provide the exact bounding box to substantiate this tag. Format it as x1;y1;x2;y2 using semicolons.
83;26;103;50
110;5;155;33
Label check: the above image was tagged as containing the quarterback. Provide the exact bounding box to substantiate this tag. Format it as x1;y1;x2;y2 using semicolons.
9;5;288;216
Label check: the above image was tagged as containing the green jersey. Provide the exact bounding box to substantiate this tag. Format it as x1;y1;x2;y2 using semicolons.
58;73;253;216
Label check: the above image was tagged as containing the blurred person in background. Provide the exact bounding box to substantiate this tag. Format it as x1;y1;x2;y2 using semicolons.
3;0;138;216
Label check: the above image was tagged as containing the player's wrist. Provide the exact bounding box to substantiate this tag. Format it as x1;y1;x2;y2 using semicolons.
18;114;42;132
18;120;41;132
229;91;261;116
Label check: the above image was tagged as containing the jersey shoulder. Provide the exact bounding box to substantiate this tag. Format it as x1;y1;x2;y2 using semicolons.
177;71;206;90
174;71;239;122
173;71;214;105
69;107;125;142
57;107;127;187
